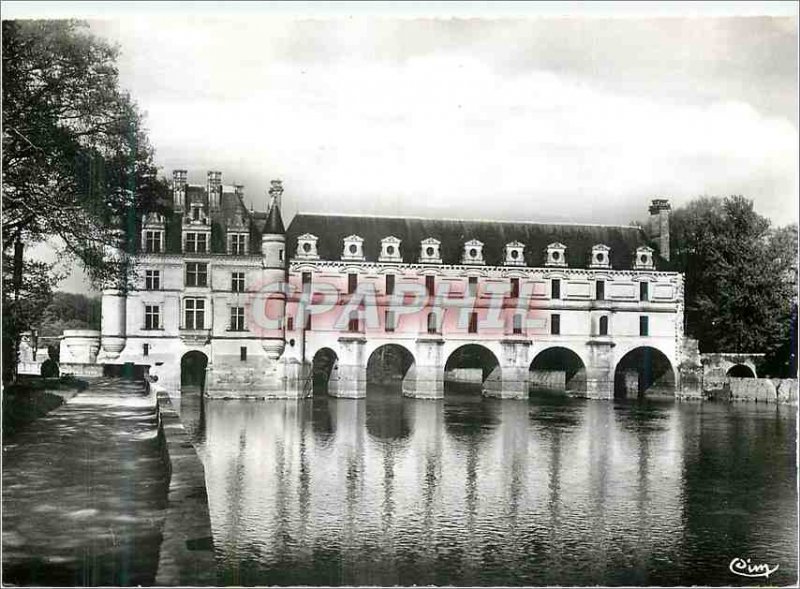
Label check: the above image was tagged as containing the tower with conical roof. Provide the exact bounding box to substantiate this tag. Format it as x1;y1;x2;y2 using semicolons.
261;180;287;360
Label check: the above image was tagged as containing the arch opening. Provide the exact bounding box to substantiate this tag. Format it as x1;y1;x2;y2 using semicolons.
180;351;208;442
444;344;500;395
312;347;338;396
529;347;587;395
727;364;755;378
366;344;416;394
181;351;208;390
614;347;675;399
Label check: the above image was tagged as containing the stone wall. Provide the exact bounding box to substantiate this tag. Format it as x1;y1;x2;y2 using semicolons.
150;381;218;585
529;370;566;391
59;363;104;378
708;377;799;405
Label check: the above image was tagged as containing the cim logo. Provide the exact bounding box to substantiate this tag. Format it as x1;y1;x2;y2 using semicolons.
729;557;779;579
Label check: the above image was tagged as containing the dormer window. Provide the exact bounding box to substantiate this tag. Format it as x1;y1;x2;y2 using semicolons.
590;244;611;269
634;246;655;270
228;233;248;255
143;230;163;254
505;241;525;266
419;238;442;264
296;233;320;260
379;236;402;263
141;212;165;254
185;232;208;254
462;239;485;265
545;242;567;267
188;204;207;224
342;235;365;261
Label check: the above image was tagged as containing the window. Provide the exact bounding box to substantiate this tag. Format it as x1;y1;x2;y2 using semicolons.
305;314;312;330
192;206;200;221
510;278;520;298
468;277;478;297
144;230;162;253
287;316;294;331
231;272;245;293
551;314;561;335
427;312;438;334
348;311;360;333
426;275;435;297
185;262;208;287
386;274;395;296
145;270;161;291
144;305;160;330
639;316;649;336
596;280;605;301
230;306;245;331
302;272;312;293
640;281;649;302
279;249;283;261
551;278;561;300
512;313;523;335
185;232;207;253
230;234;247;255
385;310;395;333
240;346;247;362
143;343;149;357
468;312;478;334
599;315;609;336
184;299;205;329
348;273;358;294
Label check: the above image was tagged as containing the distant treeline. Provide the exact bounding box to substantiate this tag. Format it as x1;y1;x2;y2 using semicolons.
38;292;101;337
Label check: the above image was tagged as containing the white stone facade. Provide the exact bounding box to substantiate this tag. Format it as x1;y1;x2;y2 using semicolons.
86;175;686;401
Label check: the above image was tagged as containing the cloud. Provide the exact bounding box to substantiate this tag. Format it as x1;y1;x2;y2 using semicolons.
48;17;798;292
132;48;797;225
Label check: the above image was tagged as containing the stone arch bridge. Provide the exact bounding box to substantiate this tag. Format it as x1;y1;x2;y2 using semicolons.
304;332;681;400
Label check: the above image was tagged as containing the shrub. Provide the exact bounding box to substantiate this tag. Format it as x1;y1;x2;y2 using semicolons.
41;359;59;378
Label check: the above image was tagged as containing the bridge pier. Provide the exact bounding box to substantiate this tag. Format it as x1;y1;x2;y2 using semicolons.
484;339;532;399
484;365;529;399
586;340;615;399
329;336;368;398
402;338;445;399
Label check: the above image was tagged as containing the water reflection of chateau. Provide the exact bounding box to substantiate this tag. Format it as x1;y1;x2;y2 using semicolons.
195;397;686;586
88;170;692;400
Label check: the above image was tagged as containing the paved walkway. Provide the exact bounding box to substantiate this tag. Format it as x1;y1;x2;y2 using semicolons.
2;378;168;586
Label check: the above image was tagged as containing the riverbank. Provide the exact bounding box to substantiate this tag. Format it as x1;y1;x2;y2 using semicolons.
2;378;168;586
2;376;88;439
149;381;218;586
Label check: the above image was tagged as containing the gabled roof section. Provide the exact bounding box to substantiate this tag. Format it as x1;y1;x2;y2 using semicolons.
286;213;659;269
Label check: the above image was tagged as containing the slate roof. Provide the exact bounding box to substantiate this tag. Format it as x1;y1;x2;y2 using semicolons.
286;213;661;270
139;185;284;255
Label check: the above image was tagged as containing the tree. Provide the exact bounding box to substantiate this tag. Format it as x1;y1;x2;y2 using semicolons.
2;20;168;381
670;195;798;376
37;292;102;337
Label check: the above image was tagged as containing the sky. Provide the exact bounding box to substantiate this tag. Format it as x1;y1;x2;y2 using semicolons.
6;2;799;291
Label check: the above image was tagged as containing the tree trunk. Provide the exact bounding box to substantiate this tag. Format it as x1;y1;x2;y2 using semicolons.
11;235;23;383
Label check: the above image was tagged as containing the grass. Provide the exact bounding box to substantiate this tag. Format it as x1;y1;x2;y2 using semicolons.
2;375;89;439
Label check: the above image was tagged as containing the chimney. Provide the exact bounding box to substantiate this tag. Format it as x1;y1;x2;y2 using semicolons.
172;169;187;212
648;198;671;262
207;171;222;212
268;179;283;211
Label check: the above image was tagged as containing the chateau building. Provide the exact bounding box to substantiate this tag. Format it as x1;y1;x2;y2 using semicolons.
97;170;687;400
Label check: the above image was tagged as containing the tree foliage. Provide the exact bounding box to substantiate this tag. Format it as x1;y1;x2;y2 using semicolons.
38;292;102;337
2;20;168;381
2;19;167;282
671;195;797;376
1;253;61;381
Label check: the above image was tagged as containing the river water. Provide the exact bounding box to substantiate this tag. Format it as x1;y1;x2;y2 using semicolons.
179;388;797;586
